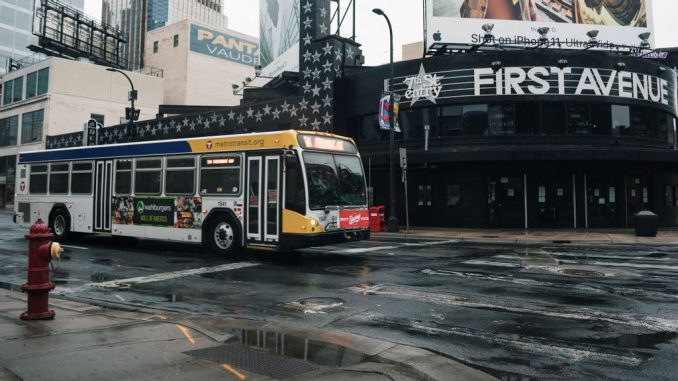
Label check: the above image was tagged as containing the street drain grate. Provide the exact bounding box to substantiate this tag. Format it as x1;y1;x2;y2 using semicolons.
557;269;606;277
481;235;500;238
184;344;318;379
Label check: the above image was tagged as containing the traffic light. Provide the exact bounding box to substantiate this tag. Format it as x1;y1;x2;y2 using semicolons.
125;107;140;121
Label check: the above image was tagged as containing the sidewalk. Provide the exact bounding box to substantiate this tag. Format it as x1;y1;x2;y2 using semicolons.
0;288;496;381
372;227;678;246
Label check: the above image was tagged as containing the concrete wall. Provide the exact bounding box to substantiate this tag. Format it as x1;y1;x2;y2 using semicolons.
144;20;257;107
144;21;190;105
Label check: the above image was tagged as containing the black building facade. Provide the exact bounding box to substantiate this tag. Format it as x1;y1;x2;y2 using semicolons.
335;49;678;228
45;1;678;229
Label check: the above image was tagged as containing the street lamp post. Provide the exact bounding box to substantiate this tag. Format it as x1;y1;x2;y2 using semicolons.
372;8;398;232
106;68;138;142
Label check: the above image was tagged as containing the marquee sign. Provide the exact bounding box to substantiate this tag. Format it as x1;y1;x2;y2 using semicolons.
189;24;259;66
393;64;676;112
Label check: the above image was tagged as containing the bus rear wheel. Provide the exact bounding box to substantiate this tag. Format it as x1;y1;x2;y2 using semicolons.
49;208;70;242
207;217;241;256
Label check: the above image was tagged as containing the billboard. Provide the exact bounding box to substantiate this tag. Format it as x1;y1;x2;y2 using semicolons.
259;0;300;77
427;0;654;49
189;24;259;66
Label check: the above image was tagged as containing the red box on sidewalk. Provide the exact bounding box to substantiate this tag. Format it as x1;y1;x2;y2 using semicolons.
369;206;386;232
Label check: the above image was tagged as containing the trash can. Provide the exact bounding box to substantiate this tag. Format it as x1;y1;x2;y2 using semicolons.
634;211;658;237
369;206;386;233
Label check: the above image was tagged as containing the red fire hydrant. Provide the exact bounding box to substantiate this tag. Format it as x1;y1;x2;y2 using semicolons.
21;219;63;320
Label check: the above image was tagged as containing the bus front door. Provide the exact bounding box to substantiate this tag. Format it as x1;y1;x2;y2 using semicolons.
246;155;280;245
94;160;113;232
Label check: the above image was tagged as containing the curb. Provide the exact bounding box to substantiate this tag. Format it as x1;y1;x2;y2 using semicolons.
371;232;674;247
2;286;496;381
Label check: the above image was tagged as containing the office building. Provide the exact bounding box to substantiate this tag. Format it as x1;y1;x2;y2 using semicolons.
102;0;228;70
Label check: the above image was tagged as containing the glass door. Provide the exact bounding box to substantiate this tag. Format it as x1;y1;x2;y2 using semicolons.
94;160;112;232
246;155;280;243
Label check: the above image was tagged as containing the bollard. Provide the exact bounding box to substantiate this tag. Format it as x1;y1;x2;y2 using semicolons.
21;218;62;320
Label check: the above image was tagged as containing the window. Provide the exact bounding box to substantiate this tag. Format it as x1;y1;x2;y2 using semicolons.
285;156;306;215
515;103;539;134
21;109;44;144
173;34;179;47
90;114;104;125
446;185;461;206
541;103;566;134
0;116;18;146
26;71;37;98
71;162;93;194
590;104;611;135
418;185;432;206
566;103;590;135
165;157;195;195
3;80;13;105
37;68;49;95
115;159;132;194
439;106;462;136
153;41;158;53
487;104;515;135
49;163;69;194
200;155;241;195
630;107;647;138
12;77;23;103
29;164;47;194
612;105;630;137
462;104;488;135
135;158;162;194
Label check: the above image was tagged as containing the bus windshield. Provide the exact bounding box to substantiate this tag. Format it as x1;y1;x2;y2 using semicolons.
303;152;366;209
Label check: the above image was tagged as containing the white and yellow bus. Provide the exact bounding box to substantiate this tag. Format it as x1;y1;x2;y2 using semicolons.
14;130;370;255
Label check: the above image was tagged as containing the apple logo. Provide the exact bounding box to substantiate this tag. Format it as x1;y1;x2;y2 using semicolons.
433;30;441;41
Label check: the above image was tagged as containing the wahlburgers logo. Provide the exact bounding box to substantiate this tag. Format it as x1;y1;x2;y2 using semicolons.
136;201;145;214
136;200;172;214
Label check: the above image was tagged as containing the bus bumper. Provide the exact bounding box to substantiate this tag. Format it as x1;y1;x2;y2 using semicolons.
280;229;370;250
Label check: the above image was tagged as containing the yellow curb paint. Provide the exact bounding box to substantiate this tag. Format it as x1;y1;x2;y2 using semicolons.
176;324;196;344
221;364;246;380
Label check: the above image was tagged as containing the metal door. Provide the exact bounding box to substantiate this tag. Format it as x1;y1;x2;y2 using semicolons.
94;160;113;231
246;156;280;243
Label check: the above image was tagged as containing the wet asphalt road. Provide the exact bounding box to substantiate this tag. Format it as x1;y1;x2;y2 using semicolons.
1;214;677;380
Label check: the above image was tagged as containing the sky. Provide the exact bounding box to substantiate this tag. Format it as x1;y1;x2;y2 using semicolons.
85;0;678;66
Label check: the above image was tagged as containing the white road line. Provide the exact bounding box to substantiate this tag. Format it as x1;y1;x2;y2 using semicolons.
462;260;522;268
550;252;676;262
348;284;678;331
57;262;259;294
402;239;460;247
60;244;89;250
339;246;398;254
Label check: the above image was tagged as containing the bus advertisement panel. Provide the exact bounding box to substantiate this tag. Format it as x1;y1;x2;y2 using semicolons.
427;0;654;49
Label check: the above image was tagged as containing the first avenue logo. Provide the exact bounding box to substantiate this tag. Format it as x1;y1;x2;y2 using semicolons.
403;64;443;105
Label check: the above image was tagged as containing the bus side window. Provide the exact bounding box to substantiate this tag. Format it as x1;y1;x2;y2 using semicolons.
29;164;47;194
135;158;162;195
49;163;69;194
71;162;93;194
115;160;132;195
200;155;241;195
285;156;306;215
165;157;196;195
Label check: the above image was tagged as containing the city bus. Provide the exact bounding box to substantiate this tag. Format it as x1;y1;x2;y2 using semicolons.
13;130;370;255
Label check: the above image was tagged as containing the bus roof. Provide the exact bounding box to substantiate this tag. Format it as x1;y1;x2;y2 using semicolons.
19;130;356;164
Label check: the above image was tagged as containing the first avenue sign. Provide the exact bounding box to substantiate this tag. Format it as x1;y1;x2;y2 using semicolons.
396;64;676;111
474;67;671;106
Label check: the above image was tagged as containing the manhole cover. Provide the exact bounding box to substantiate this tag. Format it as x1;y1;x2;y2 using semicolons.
557;269;606;277
298;297;344;308
90;272;113;282
325;265;373;275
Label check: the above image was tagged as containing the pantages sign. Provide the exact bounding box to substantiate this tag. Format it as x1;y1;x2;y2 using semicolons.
189;24;259;66
397;64;676;112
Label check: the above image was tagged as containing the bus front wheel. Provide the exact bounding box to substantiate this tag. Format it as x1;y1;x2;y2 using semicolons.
207;217;241;256
49;208;70;242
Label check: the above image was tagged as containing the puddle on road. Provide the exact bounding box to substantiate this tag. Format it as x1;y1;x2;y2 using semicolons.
231;328;369;367
90;272;115;282
613;332;678;349
166;259;196;264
